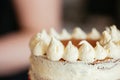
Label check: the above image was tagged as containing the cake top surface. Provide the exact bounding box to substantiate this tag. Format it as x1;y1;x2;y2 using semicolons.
29;25;120;63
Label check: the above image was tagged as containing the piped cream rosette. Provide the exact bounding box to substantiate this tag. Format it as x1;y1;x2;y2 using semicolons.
30;25;120;63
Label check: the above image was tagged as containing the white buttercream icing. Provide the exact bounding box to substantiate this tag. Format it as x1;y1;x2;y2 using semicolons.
95;42;107;60
33;41;47;56
29;33;41;51
88;28;101;40
101;25;120;45
59;29;71;40
79;40;95;63
105;27;110;32
30;56;120;80
41;29;51;46
30;30;50;56
49;28;60;39
30;25;120;62
110;25;120;42
72;27;87;39
100;31;111;45
29;26;120;80
63;41;79;62
31;30;51;56
47;37;64;61
104;41;120;59
115;41;120;46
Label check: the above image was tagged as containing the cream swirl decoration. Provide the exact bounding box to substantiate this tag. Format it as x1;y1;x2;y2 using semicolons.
47;37;64;61
63;41;79;62
30;25;120;63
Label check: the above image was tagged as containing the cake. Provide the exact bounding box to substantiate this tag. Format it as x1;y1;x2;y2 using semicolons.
29;25;120;80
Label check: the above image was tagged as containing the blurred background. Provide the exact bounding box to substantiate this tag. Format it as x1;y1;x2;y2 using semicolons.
63;0;120;32
0;0;120;36
0;0;120;80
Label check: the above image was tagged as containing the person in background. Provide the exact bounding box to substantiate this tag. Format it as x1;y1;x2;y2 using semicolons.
0;0;62;80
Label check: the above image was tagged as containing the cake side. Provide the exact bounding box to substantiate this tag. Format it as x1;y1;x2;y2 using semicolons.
29;56;120;80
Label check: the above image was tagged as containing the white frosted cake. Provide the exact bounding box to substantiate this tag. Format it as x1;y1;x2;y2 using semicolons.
29;25;120;80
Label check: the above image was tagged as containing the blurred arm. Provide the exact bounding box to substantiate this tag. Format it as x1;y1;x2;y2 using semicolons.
0;0;62;76
14;0;62;32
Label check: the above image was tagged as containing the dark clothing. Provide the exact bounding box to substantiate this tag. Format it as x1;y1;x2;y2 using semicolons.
0;0;19;36
0;70;28;80
0;0;28;80
87;0;119;27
